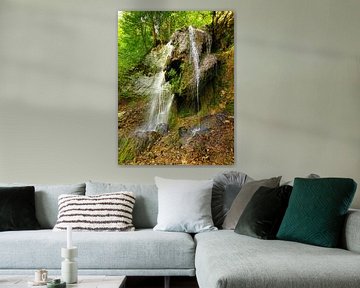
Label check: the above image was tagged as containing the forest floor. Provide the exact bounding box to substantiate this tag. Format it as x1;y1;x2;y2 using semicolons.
118;100;234;165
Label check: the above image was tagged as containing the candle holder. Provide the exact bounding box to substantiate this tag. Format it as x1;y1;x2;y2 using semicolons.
61;247;78;284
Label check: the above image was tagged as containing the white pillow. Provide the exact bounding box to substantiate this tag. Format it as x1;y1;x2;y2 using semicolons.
53;192;135;232
153;177;217;233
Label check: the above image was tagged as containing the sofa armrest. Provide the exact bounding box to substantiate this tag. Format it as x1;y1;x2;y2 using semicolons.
342;209;360;253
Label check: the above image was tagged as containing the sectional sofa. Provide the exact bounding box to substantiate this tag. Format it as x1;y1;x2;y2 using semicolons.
0;179;359;288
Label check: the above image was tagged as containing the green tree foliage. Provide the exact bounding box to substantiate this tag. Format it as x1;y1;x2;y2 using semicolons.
118;11;213;100
118;12;151;89
209;11;234;51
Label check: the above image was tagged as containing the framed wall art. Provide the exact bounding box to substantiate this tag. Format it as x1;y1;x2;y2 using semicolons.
118;11;234;165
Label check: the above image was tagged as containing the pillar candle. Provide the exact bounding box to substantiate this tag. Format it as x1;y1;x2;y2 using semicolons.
67;225;72;249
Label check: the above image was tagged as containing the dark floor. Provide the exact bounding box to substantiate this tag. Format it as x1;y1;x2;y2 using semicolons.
126;276;199;288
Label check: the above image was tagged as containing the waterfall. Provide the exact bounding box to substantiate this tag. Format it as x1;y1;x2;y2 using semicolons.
188;26;201;125
136;27;212;135
146;71;174;131
139;42;174;132
188;26;211;134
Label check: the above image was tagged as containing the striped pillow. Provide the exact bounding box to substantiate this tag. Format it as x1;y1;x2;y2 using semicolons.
53;192;135;231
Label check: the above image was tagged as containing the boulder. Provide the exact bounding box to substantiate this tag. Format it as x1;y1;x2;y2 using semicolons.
133;130;161;153
166;27;217;113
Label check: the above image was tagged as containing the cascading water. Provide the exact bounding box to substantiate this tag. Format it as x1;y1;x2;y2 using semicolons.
146;71;173;131
188;26;212;134
189;25;201;122
137;42;174;132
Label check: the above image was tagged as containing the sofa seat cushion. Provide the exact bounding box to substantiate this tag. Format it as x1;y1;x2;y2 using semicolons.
0;229;195;270
195;230;360;288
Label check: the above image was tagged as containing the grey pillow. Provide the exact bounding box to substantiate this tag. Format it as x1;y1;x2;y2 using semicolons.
86;181;158;229
283;173;320;186
212;171;250;228
153;177;217;233
0;183;85;228
222;176;281;230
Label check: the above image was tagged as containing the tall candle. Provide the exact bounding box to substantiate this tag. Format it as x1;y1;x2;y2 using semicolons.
67;225;72;249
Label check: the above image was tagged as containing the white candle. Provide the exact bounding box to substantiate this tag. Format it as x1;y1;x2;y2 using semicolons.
67;225;72;249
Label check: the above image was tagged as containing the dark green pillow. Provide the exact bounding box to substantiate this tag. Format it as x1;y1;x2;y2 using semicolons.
0;186;41;231
277;178;357;247
234;185;292;239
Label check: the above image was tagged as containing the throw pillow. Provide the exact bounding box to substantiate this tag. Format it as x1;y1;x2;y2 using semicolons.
153;177;217;233
234;185;293;239
283;173;320;186
222;176;281;230
86;181;158;229
212;171;250;228
53;192;136;231
0;186;41;231
0;183;86;228
277;178;357;247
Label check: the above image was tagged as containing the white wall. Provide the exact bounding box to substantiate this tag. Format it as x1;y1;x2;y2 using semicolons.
0;0;359;207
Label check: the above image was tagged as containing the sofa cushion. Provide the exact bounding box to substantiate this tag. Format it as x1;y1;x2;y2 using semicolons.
0;186;40;231
277;178;357;247
0;183;86;229
195;230;360;288
86;181;157;229
222;176;281;229
234;185;292;239
53;192;136;232
0;229;195;272
212;171;249;228
153;177;216;233
342;209;360;253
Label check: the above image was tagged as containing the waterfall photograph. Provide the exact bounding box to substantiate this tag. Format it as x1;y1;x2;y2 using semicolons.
118;11;234;165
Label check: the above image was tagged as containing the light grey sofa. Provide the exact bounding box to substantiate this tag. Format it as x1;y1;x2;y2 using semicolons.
195;211;360;288
0;181;360;288
0;181;195;280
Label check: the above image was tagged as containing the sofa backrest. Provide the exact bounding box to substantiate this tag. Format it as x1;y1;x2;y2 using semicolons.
86;181;158;229
341;209;360;253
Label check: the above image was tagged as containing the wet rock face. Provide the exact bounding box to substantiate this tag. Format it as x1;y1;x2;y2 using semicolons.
178;126;189;138
166;27;217;113
170;29;189;60
155;123;170;135
170;27;211;60
133;130;161;152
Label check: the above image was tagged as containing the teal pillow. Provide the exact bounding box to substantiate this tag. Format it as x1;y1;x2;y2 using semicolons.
277;178;357;247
